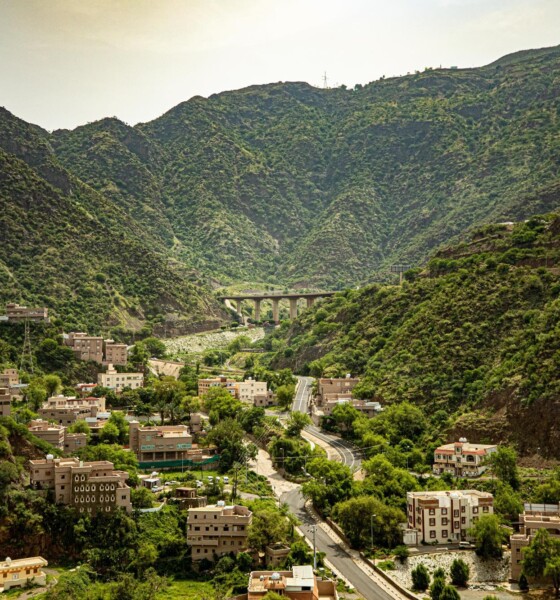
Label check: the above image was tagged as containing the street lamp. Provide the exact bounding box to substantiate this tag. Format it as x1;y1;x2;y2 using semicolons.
370;513;377;553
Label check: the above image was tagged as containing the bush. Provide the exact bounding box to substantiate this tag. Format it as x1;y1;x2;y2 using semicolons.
430;576;446;600
440;585;461;600
412;563;430;591
518;572;529;591
450;558;469;587
393;545;410;563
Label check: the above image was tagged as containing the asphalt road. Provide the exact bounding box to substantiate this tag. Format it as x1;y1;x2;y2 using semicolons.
287;378;399;600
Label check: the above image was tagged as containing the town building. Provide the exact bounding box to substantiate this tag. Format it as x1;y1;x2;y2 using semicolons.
64;332;104;364
29;455;132;514
6;303;49;323
404;490;494;545
247;566;338;600
129;422;193;463
38;395;105;426
75;383;98;396
322;397;382;418
98;365;143;392
510;503;560;580
190;413;204;434
254;391;277;408
103;339;128;366
0;387;10;417
432;439;498;478
0;369;19;387
63;432;87;454
264;544;291;567
0;556;48;592
28;419;65;449
197;376;237;397
174;487;208;510
234;379;268;403
187;502;252;560
317;376;360;406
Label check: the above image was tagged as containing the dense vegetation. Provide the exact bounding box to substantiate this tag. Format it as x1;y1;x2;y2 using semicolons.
265;214;560;457
2;45;560;313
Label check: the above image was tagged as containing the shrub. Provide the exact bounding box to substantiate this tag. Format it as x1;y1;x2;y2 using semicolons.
412;563;430;591
450;558;470;587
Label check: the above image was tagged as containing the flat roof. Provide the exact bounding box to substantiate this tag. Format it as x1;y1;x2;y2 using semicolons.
0;557;48;569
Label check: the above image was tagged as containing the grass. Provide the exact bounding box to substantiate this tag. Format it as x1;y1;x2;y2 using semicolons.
156;578;215;599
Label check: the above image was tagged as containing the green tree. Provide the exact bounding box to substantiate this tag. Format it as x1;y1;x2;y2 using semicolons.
108;411;129;444
469;514;505;559
142;337;167;358
394;545;409;563
518;572;529;591
411;564;430;591
43;374;62;397
99;422;120;444
440;585;461;600
494;483;523;522
430;575;446;600
67;419;91;440
545;556;560;595
248;508;290;552
450;558;469;587
489;446;520;489
286;412;311;437
523;528;560;578
276;384;295;409
131;487;153;509
36;339;75;372
331;402;361;432
203;386;243;424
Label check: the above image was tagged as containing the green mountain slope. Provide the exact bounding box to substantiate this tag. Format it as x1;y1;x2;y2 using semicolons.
264;213;560;457
0;109;224;333
48;44;560;288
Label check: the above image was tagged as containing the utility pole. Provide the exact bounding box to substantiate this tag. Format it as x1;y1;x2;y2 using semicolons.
312;525;317;570
20;319;34;373
370;513;377;552
322;72;329;89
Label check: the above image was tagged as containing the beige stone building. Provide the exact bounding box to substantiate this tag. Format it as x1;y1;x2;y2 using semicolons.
28;419;65;449
6;303;49;322
187;502;252;561
317;376;360;405
405;490;494;544
247;566;337;600
38;395;105;426
254;391;277;408
197;376;237;397
234;379;268;403
510;503;560;580
65;332;104;364
129;422;193;463
1;369;19;387
0;556;48;592
29;455;132;514
323;397;382;418
433;439;498;478
98;365;143;392
103;340;128;366
0;387;10;417
63;432;88;454
174;487;208;510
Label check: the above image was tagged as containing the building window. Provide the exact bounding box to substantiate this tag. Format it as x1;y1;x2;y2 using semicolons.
429;518;436;526
429;509;435;516
442;518;448;526
441;508;448;515
454;510;459;517
454;521;460;529
483;506;489;513
442;530;448;538
430;531;436;539
461;506;466;513
473;507;478;514
461;517;466;524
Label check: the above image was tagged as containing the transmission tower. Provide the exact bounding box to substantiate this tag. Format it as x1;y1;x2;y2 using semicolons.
322;71;329;89
19;319;34;373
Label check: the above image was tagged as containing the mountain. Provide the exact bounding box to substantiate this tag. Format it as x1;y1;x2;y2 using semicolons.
0;108;225;334
262;213;560;457
50;44;560;288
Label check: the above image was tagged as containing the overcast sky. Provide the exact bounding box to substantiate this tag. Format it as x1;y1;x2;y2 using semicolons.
1;0;559;131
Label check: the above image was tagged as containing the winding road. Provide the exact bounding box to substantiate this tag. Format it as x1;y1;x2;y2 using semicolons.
283;377;407;600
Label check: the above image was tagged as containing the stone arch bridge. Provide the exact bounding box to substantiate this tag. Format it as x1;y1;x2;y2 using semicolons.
218;292;336;323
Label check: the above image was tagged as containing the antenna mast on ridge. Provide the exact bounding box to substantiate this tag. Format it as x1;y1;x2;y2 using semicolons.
322;72;329;89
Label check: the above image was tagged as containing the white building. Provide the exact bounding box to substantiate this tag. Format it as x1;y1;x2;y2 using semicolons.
235;379;268;403
98;364;143;392
405;490;494;545
433;439;498;477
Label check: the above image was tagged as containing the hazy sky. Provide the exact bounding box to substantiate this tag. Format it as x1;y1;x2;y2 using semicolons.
1;0;559;130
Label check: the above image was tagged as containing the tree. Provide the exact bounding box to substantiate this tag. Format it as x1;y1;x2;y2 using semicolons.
43;374;62;397
488;446;520;489
99;422;120;444
394;545;409;563
286;412;311;437
78;444;138;477
523;529;560;579
36;339;74;372
469;514;505;559
494;483;523;522
108;411;129;444
450;558;469;587
131;487;153;509
440;585;461;600
545;556;560;595
129;342;149;366
67;419;91;440
518;572;529;591
203;386;243;424
430;575;446;600
142;337;167;358
331;403;361;432
276;385;295;409
248;509;290;552
411;564;430;591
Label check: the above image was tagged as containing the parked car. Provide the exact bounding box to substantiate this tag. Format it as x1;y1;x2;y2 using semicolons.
195;480;203;488
459;541;472;548
223;476;229;484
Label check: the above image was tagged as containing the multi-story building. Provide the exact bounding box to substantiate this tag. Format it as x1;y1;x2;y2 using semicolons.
29;455;132;514
323;397;383;418
129;422;193;463
405;490;494;545
0;556;48;592
0;387;10;417
38;395;105;426
75;383;98;396
187;502;252;560
510;503;560;580
189;413;204;434
63;432;88;454
254;391;277;408
174;487;208;510
247;566;338;600
28;419;65;449
103;340;128;366
433;439;498;478
64;332;104;364
234;379;268;403
98;365;143;392
317;376;360;406
6;303;49;323
0;369;19;387
197;376;237;397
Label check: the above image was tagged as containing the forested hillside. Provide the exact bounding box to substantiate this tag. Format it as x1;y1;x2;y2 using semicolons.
0;109;225;333
51;44;560;287
264;214;560;457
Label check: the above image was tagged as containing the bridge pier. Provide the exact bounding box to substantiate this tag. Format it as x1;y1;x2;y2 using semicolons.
254;299;261;322
306;297;316;309
236;300;242;315
289;298;298;319
272;299;280;324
